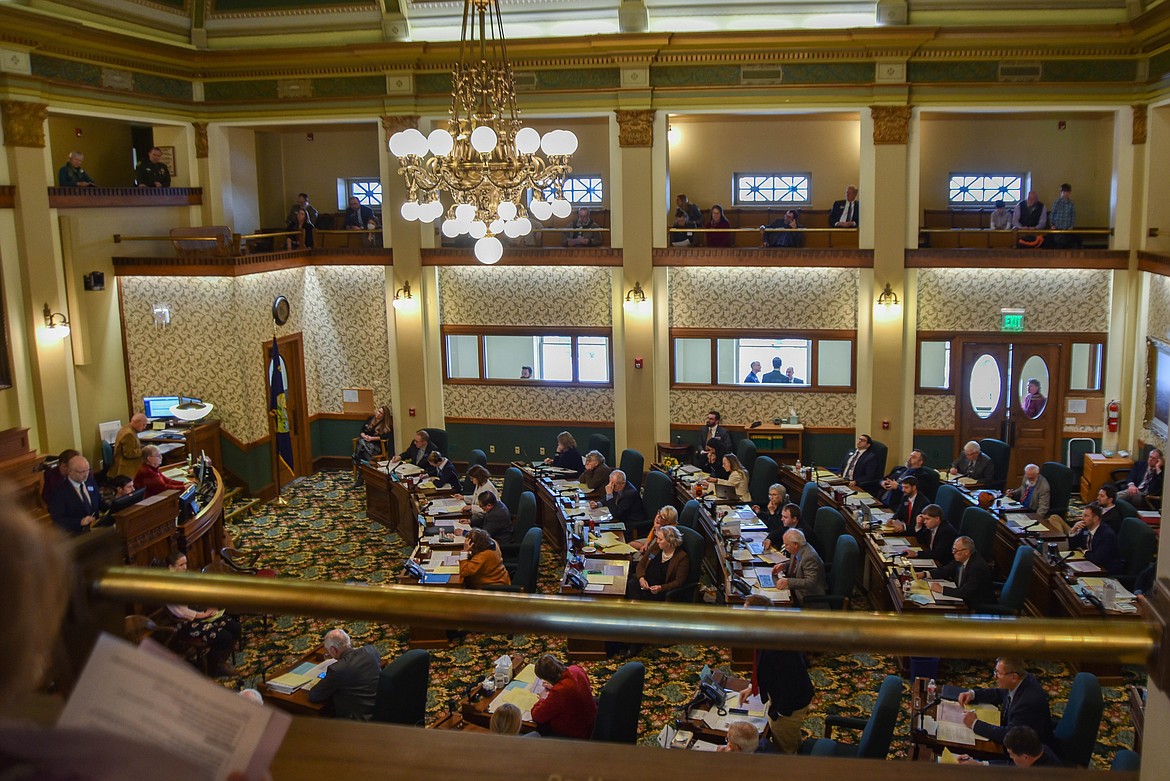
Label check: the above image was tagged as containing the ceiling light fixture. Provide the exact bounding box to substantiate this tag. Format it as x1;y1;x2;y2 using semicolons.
387;0;578;265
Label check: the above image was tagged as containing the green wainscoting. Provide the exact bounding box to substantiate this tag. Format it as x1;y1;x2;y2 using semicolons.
444;422;615;467
220;435;272;494
914;434;957;473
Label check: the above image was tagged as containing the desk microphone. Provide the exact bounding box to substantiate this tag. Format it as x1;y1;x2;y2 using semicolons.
918;696;943;731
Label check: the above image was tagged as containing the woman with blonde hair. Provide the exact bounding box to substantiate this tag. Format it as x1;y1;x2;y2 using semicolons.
708;453;751;502
630;505;678;552
490;702;523;735
543;431;584;475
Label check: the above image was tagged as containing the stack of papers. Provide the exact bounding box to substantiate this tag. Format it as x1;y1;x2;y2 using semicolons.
395;463;424;477
487;680;542;722
267;658;336;694
425;498;467;515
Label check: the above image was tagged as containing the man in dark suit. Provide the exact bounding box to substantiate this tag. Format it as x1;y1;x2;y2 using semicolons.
907;503;957;567
1094;484;1123;534
47;455;105;536
1069;504;1122;575
394;429;437;467
950;440;996;484
1117;447;1163;509
841;434;882;493
957;657;1054;746
744;595;815;754
309;628;382;720
472;491;514;544
888;475;928;533
828;185;859;227
760;356;789;384
700;409;733;455
879;449;936;506
929;535;995;606
593;469;646;534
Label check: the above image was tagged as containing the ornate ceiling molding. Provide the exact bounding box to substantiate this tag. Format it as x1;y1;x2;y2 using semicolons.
616;109;654;147
0;101;49;148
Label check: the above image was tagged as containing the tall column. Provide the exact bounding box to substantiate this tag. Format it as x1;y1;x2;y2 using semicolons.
613;109;658;459
1111;106;1146;450
860;106;913;453
1;100;81;453
380;115;436;453
192;122;212;226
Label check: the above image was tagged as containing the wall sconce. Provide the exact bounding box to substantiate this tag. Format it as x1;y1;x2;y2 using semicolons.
623;281;651;314
876;283;900;307
393;280;418;311
42;303;70;338
152;303;171;329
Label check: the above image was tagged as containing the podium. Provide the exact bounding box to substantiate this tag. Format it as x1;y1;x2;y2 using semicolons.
114;491;179;566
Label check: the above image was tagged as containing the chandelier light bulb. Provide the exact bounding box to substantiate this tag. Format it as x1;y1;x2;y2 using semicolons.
515;127;540;155
442;219;461;238
400;201;420;221
420;202;442;223
489;218;505;234
427;128;454;157
388;131;409;157
530;199;553;221
497;201;517;221
561;130;579;155
514;216;532;236
455;203;477;223
468;220;488;239
475;236;503;264
550;198;572;219
470;126;498;154
503;220;523;238
398;128;428;157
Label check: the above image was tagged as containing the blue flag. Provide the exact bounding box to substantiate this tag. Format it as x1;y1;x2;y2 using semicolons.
269;338;294;473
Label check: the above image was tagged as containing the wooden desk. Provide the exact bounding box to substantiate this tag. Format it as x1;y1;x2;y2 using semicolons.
177;467;226;571
263;646;329;717
677;669;770;747
432;653;540;734
402;544;464;649
1128;685;1145;754
113;490;179;566
1081;453;1132;500
0;427;49;526
361;464;422;544
908;678;1003;761
656;441;694;464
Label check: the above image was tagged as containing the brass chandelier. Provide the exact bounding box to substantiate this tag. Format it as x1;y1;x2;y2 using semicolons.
388;0;578;264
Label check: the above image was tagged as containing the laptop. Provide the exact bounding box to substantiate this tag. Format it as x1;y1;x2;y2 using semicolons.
714;481;738;501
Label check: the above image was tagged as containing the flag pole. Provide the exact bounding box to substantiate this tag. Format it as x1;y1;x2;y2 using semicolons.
269;327;289;507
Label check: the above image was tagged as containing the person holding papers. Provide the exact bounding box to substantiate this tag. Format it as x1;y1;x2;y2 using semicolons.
460;464;498;518
394;429;437;466
906;504;957;567
1005;463;1050;517
592;469;646;534
630;525;690;601
460;528;511;588
426;451;462;490
165;553;242;677
472;491;513;544
927;537;995;607
308;628;382;721
630;505;678;552
950;440;995;485
707;453;750;502
769;529;825;607
543;431;585;476
530;654;597;739
580;450;613;499
1068;504;1122;575
956;658;1054;746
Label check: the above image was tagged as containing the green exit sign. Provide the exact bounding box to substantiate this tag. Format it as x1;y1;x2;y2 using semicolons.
1001;308;1025;332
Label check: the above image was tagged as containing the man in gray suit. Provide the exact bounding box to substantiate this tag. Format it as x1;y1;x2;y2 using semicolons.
769;529;825;607
309;627;382;720
1006;463;1050;517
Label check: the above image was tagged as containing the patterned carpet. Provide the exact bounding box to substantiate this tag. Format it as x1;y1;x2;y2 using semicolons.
217;470;1140;766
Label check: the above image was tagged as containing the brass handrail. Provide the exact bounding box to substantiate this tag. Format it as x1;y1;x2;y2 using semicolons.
92;568;1157;665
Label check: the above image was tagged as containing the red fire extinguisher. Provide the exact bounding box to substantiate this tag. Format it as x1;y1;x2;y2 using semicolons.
1107;400;1120;432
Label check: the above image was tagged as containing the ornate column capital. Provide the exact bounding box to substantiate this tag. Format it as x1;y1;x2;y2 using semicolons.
193;122;209;159
1133;105;1147;145
616;109;655;147
0;101;48;148
870;105;912;145
381;115;420;137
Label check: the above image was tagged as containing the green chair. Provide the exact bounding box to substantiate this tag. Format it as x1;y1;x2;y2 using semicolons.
1114;497;1140;521
590;661;645;743
1111;749;1140;771
501;490;536;564
812;506;846;565
959;506;997;565
619;448;645;491
974;545;1033;615
935;483;966;529
749;455;778;508
422;427;448;456
679;498;702;529
639;470;674;538
372;649;429;726
803;675;903;758
462;449;487;493
489;526;542;594
803;534;858;610
665;526;704;602
799;482;820;533
979;437;1011;490
587;433;612;465
736;437;758;473
1052;672;1104;768
1117;516;1157;590
501;466;524;515
1040;461;1075;518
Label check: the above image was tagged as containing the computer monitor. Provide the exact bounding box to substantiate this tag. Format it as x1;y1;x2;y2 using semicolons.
108;487;146;514
178;483;200;518
195;450;208;485
143;395;181;420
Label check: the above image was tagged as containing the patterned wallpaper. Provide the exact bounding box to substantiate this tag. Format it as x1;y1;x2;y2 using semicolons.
445;385;614;422
917;268;1111;332
669;268;858;330
122;266;391;444
670;390;855;428
438;266;613;327
915;395;955;430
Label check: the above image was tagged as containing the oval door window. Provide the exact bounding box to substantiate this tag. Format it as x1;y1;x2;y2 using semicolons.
1019;355;1050;419
969;354;1002;419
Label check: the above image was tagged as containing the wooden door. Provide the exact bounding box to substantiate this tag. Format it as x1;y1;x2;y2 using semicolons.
1007;342;1063;479
263;333;312;482
957;342;1011;447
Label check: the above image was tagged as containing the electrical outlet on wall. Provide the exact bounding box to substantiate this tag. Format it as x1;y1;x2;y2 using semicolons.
514;446;520;455
489;445;496;453
539;447;546;455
